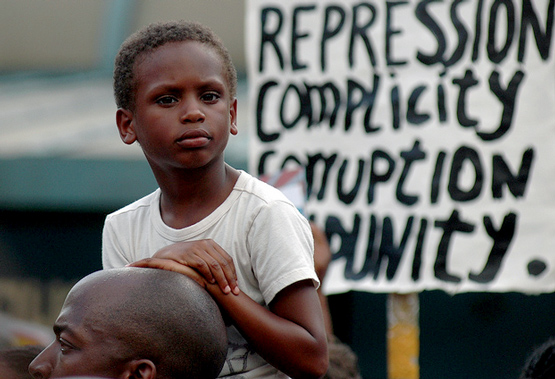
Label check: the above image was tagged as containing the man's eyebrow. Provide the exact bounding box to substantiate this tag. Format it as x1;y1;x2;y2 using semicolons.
53;322;69;336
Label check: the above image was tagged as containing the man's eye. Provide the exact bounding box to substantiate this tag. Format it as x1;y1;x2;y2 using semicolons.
156;96;178;105
58;337;74;353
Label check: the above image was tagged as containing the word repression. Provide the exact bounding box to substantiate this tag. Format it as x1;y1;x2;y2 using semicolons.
257;0;553;72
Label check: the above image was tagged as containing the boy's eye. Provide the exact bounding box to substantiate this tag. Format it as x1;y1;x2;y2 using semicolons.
156;96;178;105
201;93;220;103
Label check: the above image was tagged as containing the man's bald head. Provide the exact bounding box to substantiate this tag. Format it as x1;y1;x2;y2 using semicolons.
30;267;227;379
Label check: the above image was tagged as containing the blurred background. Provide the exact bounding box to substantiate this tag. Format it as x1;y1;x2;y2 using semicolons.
0;1;554;379
0;0;249;350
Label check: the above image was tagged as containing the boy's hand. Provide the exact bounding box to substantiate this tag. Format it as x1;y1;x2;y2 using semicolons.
129;257;207;288
130;239;239;295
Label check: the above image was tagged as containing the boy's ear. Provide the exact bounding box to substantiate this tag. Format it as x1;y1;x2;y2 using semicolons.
120;359;156;379
229;98;238;136
116;108;138;145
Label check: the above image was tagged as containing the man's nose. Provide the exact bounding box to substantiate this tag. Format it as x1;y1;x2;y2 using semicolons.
28;348;52;379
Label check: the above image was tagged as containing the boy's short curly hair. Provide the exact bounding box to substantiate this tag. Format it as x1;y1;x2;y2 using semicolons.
114;20;237;111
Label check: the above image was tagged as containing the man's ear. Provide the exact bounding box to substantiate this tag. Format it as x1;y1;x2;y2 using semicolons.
116;108;138;145
121;359;156;379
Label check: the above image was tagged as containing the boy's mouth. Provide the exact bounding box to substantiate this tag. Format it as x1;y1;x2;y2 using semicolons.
176;129;212;148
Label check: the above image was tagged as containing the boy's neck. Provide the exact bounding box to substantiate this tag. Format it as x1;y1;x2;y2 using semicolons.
156;164;240;229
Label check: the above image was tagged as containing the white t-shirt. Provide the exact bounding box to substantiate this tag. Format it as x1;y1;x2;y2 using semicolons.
102;170;318;378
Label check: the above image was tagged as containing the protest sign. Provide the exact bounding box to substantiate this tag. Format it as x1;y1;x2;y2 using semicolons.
247;0;555;294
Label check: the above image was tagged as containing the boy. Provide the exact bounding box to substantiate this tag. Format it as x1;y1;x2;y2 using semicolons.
102;21;328;379
29;268;228;379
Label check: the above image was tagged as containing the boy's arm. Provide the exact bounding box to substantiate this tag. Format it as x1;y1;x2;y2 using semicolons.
151;239;240;295
130;258;329;379
212;278;328;379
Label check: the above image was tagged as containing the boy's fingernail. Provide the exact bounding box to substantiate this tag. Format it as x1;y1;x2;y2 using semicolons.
233;287;240;295
224;285;231;294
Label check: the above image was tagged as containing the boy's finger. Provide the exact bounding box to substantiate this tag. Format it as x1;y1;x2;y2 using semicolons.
151;239;240;295
206;245;240;295
197;250;232;294
210;243;239;295
182;252;217;284
154;241;218;284
127;258;206;287
184;240;237;295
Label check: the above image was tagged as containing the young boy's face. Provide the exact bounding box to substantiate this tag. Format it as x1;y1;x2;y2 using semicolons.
117;40;238;172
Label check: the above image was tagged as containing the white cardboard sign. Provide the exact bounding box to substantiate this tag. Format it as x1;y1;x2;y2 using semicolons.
246;0;555;294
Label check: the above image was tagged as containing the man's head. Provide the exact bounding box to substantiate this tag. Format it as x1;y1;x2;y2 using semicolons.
114;20;237;111
29;268;228;379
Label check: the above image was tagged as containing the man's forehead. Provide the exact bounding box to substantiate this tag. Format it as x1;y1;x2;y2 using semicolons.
74;269;141;292
60;268;163;331
53;308;84;346
67;273;132;308
55;299;87;331
59;285;111;326
55;300;116;345
63;285;99;314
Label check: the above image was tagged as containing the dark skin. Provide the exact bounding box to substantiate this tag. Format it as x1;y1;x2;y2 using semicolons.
133;259;327;379
117;42;239;231
29;274;157;379
311;221;334;337
119;41;328;378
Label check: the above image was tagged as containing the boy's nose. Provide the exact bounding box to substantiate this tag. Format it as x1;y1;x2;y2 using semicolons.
28;349;52;379
180;101;205;124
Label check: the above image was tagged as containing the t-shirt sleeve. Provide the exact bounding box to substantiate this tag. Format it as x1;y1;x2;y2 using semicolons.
247;199;319;304
101;214;132;269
